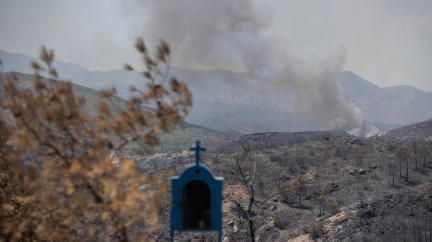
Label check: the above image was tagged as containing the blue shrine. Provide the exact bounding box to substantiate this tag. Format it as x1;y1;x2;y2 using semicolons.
170;141;223;241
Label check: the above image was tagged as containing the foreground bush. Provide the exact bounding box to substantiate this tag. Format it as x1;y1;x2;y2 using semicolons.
0;40;191;241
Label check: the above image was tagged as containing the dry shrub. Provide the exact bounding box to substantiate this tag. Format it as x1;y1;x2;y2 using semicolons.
304;219;325;239
281;175;310;207
273;211;291;230
0;40;191;241
325;196;340;216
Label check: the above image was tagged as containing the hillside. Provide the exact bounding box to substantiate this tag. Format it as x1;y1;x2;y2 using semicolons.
205;129;352;154
135;120;432;241
3;50;432;134
373;118;432;142
0;72;238;153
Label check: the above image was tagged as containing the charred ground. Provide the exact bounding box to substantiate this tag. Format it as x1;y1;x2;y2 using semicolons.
141;124;432;241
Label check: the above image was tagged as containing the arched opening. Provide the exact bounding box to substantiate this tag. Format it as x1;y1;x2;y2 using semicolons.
181;180;211;229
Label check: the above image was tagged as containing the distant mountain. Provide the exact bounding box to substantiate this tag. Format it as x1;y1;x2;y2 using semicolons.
2;50;432;134
0;49;147;96
333;71;432;129
0;50;319;133
372;118;432;142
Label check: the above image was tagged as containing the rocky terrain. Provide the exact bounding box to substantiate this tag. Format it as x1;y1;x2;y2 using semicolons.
136;120;432;241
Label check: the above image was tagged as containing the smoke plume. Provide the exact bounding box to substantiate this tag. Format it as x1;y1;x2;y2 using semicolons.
139;0;371;137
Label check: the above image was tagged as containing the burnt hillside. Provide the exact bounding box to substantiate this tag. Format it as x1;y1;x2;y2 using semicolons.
373;118;432;142
205;129;352;154
136;124;432;241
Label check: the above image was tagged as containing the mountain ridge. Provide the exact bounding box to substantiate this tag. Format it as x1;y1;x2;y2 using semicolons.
2;49;432;134
373;118;432;142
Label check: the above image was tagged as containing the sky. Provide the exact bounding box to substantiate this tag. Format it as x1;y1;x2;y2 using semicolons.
0;0;431;92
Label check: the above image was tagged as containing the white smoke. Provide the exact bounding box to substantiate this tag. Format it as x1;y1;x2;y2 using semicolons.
138;0;372;137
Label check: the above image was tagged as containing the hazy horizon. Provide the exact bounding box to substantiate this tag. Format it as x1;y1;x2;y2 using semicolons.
0;0;431;92
1;0;432;137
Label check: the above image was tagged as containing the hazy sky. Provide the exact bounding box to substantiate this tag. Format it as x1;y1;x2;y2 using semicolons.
1;0;431;91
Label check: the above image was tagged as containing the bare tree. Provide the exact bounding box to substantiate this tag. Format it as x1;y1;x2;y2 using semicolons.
396;149;409;181
293;175;308;207
420;142;432;168
317;194;327;217
233;148;258;242
406;156;409;182
388;161;396;186
413;141;419;170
